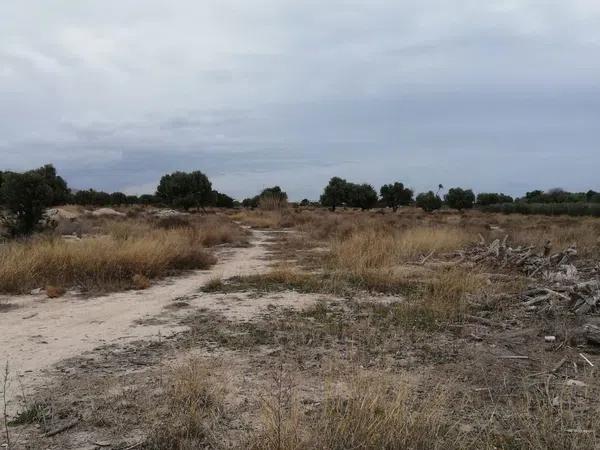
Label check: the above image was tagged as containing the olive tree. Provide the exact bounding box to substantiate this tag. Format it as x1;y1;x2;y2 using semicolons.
380;182;413;211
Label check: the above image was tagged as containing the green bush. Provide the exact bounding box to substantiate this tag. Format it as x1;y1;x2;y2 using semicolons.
415;191;442;212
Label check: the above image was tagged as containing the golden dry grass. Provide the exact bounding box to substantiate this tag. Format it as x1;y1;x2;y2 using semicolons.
330;226;472;272
0;228;215;293
0;214;248;294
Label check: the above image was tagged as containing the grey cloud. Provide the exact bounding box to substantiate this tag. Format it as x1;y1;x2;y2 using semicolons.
1;1;600;200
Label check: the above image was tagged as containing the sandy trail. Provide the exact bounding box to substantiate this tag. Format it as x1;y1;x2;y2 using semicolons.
0;229;273;410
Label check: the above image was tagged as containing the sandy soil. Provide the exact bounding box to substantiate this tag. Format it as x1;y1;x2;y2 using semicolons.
0;230;275;412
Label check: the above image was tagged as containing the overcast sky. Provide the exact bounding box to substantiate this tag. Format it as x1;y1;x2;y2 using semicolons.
1;1;599;200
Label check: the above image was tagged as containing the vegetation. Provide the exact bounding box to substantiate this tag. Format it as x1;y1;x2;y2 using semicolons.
0;215;247;293
0;171;54;236
243;186;288;210
476;192;513;206
380;182;413;211
482;201;600;217
415;191;442;212
156;170;213;210
444;187;475;210
320;177;349;211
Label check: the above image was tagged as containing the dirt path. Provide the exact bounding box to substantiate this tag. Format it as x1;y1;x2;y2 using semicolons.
0;229;273;411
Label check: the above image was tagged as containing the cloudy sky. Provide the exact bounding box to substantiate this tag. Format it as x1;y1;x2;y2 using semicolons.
1;1;599;200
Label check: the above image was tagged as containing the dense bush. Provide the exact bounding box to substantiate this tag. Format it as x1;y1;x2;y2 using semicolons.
476;192;514;206
521;188;600;204
380;182;413;211
444;187;475;210
415;191;442;212
73;189;112;206
156;170;213;210
481;202;600;217
110;192;128;205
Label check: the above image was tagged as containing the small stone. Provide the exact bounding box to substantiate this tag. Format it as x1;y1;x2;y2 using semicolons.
545;336;556;342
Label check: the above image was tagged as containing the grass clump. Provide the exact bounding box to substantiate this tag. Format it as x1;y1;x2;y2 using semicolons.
144;359;225;449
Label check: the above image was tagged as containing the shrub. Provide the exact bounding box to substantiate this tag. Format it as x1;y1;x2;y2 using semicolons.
110;192;128;205
476;192;513;206
444;187;475;210
415;191;442;212
73;189;112;206
380;182;414;211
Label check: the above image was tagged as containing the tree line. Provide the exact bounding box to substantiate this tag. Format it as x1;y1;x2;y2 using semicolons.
2;163;600;235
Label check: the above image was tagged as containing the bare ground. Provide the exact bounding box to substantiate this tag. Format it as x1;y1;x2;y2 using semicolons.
2;219;600;449
0;229;298;414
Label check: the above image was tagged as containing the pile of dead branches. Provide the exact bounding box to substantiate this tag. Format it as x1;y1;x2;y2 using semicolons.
464;235;600;315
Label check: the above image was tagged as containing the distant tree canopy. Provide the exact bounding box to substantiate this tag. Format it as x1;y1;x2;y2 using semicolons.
416;191;442;212
320;177;349;211
380;182;414;211
444;187;475;211
242;186;288;209
110;192;128;205
156;171;213;210
476;192;514;206
521;188;600;204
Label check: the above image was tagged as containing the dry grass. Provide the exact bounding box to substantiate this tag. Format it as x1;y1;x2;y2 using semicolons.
145;359;225;449
258;193;289;211
0;214;248;294
249;373;456;450
0;229;216;293
132;274;151;290
331;226;472;272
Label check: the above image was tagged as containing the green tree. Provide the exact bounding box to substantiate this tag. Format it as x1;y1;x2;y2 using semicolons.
416;191;442;212
380;182;414;211
156;171;213;211
110;192;128;205
348;183;378;210
444;187;475;210
0;172;53;235
320;177;349;211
